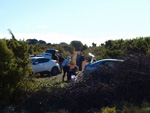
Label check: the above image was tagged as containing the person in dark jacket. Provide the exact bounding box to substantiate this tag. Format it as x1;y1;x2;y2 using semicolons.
52;53;59;61
76;53;80;67
78;52;84;71
58;53;65;73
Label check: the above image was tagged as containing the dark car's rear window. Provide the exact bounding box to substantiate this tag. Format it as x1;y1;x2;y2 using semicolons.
45;50;55;56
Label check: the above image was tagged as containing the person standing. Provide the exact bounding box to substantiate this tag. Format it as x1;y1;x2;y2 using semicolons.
79;52;84;71
52;53;59;61
58;53;65;73
62;56;71;82
76;53;80;67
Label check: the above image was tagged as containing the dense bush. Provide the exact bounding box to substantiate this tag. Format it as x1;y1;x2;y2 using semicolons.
0;33;34;108
83;37;150;60
70;40;83;51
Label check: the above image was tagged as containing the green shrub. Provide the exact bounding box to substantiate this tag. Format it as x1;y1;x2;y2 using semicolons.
0;32;34;108
102;107;116;113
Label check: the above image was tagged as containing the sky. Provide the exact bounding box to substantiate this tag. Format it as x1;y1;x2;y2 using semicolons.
0;0;150;46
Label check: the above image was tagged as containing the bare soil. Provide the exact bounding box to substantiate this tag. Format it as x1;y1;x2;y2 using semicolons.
70;51;89;70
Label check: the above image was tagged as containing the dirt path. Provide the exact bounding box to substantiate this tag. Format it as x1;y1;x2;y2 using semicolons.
70;51;78;69
70;51;89;70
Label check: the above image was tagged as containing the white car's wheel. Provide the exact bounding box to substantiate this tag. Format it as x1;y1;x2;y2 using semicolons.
51;67;60;76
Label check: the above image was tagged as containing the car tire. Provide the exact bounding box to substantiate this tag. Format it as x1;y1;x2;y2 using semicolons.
51;67;60;76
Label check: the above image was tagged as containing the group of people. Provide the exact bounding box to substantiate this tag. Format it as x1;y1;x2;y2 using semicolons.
55;52;84;82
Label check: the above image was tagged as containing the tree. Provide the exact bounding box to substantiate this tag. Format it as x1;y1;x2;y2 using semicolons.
105;40;113;49
81;44;88;51
38;40;46;44
62;45;75;54
27;39;38;45
70;40;83;51
47;43;51;46
0;31;33;108
59;42;68;45
92;42;96;47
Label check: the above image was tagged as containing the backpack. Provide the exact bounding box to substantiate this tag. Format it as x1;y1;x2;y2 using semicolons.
62;60;66;66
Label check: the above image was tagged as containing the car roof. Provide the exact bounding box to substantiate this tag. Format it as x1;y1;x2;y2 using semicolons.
92;59;123;65
47;48;55;50
30;57;49;59
98;59;123;62
47;48;58;51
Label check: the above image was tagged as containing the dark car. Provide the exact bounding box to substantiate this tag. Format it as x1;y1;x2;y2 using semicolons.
42;49;59;60
83;59;124;76
42;49;58;57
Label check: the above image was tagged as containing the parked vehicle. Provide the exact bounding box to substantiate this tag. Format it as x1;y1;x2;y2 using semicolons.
83;53;124;76
30;56;60;76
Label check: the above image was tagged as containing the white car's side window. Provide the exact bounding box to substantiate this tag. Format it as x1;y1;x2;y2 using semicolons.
37;58;49;63
33;59;42;64
33;58;50;65
42;58;49;63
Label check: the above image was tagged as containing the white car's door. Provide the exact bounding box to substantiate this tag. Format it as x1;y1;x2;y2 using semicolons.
41;58;51;72
33;58;46;73
45;60;57;72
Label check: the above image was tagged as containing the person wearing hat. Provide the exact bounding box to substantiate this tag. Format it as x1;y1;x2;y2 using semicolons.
62;56;71;82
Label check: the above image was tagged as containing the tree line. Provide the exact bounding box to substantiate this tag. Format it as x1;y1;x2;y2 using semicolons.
82;37;150;61
27;36;150;61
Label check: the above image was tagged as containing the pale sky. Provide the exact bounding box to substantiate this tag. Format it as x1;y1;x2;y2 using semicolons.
0;0;150;46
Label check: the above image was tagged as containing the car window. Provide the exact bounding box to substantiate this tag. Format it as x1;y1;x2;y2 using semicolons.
42;58;50;62
45;50;55;56
34;58;49;64
98;61;115;68
97;62;105;68
104;61;115;67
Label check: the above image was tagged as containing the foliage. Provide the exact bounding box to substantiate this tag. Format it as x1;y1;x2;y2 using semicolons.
101;107;116;113
81;44;88;52
83;37;150;61
60;45;75;55
26;41;75;58
70;40;83;51
0;32;34;108
122;103;150;113
92;42;97;47
27;39;46;45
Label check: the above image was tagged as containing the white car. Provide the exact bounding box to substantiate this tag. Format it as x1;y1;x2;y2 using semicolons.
30;57;60;76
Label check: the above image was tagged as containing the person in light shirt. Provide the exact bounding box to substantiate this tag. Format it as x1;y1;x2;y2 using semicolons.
62;56;71;82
